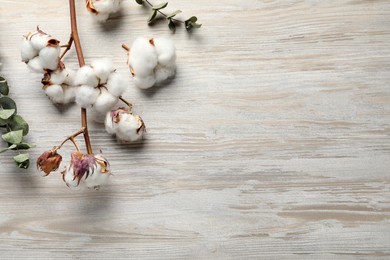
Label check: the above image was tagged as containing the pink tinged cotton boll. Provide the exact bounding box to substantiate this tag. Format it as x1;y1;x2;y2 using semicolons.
106;72;127;97
85;154;110;189
91;58;115;84
61;152;110;189
75;85;99;108
93;88;118;114
62;165;83;189
115;113;146;142
39;46;60;71
104;111;117;135
75;65;99;87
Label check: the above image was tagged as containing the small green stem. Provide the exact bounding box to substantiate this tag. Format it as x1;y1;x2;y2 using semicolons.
144;0;184;23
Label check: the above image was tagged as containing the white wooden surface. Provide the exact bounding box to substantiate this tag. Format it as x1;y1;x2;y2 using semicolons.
1;0;390;259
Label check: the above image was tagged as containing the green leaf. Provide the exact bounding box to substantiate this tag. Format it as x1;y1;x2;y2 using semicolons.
13;153;30;169
168;19;176;32
152;2;168;10
0;117;8;126
10;143;36;150
8;115;29;136
2;130;23;144
0;109;16;120
0;77;9;96
0;144;17;153
135;0;143;4
0;96;17;113
185;17;202;31
148;10;158;23
167;10;181;18
186;16;198;23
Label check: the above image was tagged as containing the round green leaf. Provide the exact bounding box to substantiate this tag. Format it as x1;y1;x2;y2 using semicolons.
0;96;17;113
2;130;23;144
13;153;30;169
8;115;29;136
0;77;9;96
0;109;16;120
148;10;157;22
152;2;168;10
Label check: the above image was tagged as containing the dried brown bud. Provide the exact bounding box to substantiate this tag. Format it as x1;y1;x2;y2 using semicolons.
36;149;62;176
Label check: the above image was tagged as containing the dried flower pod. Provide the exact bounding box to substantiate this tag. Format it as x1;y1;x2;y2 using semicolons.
36;149;63;175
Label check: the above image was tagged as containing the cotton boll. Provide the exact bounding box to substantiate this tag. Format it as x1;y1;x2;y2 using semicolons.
155;64;176;83
154;37;176;66
30;33;49;51
75;85;99;108
63;68;76;86
115;113;145;142
27;57;44;73
85;171;110;188
62;166;83;189
111;0;123;13
75;66;99;87
39;46;60;71
134;75;156;89
93;89;118;114
85;154;110;189
91;58;114;84
92;0;115;13
63;85;76;104
104;111;117;134
45;84;64;104
129;37;158;77
106;72;127;97
49;68;68;85
21;39;38;62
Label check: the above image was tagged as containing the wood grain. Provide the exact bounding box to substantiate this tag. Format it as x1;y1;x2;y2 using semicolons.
1;0;390;259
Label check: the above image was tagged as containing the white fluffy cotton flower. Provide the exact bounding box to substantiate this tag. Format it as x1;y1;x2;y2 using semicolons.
21;28;61;73
86;0;123;22
42;66;76;104
126;37;176;89
75;85;99;108
74;58;127;114
105;108;146;142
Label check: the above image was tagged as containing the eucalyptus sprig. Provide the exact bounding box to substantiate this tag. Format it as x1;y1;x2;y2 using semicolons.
0;76;34;169
135;0;201;32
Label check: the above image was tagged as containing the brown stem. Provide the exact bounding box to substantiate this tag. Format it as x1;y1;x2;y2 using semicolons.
121;43;130;52
69;0;93;154
59;34;74;60
54;128;85;151
119;96;133;110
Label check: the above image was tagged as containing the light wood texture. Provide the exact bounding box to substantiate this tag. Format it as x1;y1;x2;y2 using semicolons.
1;0;390;259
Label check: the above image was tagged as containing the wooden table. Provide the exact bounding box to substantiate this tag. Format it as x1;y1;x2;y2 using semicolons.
1;0;389;258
